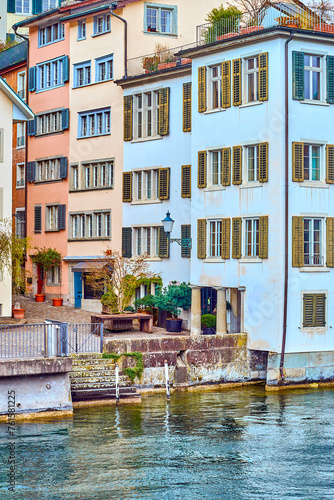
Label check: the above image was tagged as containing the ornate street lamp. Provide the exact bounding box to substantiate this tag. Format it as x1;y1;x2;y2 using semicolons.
161;211;192;248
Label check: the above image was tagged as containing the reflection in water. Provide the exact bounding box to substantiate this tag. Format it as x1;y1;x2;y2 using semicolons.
1;387;334;499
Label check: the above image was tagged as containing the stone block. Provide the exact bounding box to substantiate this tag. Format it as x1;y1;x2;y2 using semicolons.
309;351;334;367
105;340;127;354
174;366;188;385
284;353;310;369
267;352;280;370
305;366;334;381
248;350;268;371
129;339;149;353
143;352;177;368
284;367;306;381
267;368;280;383
161;337;186;352
148;339;162;352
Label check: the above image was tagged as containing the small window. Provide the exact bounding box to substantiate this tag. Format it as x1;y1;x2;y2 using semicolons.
95;55;113;82
78;108;111;138
247;145;260;182
303;144;321;181
303;293;326;327
16;163;25;188
145;4;176;35
37;57;64;91
17;71;26;101
47;265;60;285
78;20;86;40
245;56;259;103
134;91;160;139
304;218;324;266
74;61;91;87
45;205;59;231
15;209;25;238
36;110;62;135
209;150;222;186
71;165;79;190
36;158;61;182
244;218;259;257
39;22;64;46
16;0;30;14
42;0;57;12
133;169;159;201
134;226;160;257
209;65;222;110
93;14;111;36
304;54;322;101
208;220;222;257
17;123;25;148
69;211;111;240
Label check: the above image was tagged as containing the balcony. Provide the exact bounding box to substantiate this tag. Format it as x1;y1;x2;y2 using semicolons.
304;255;324;267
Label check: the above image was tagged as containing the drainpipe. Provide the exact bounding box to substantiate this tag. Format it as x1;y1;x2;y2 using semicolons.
12;26;29;240
110;2;128;77
280;33;293;382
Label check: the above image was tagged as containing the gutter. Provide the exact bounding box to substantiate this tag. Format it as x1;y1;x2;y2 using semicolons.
110;2;127;77
280;34;294;383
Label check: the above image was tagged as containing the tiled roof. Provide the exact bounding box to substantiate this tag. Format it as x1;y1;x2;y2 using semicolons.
0;42;27;72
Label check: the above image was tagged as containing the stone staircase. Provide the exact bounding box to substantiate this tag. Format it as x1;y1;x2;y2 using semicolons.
70;353;141;402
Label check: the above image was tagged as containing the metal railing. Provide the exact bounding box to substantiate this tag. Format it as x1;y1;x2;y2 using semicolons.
304;255;324;266
0;322;104;359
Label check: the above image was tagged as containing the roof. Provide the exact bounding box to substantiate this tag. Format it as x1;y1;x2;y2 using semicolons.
0;76;34;120
0;42;27;73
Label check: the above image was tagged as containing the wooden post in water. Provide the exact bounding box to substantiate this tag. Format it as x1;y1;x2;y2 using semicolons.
165;360;170;399
115;364;120;403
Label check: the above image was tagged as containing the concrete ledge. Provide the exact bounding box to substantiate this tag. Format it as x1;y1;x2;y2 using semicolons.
73;398;141;407
0;357;73;377
0;409;73;422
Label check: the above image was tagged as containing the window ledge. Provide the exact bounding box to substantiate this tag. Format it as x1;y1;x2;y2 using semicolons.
36;84;65;94
16;186;25;190
38;38;64;49
45;229;60;233
204;186;226;192
77;37;86;42
46;283;60;287
239;101;263;109
131;199;162;205
239;257;263;263
240;182;263;189
16;145;25;150
68;237;111;242
299;266;330;272
203;258;225;263
35;131;64;138
131;136;162;144
72;79;113;90
91;30;111;38
77;132;111;140
144;31;177;37
70;187;114;193
34;179;63;184
145;257;162;262
299;181;329;189
301;327;327;333
300;100;330;107
204;108;226;115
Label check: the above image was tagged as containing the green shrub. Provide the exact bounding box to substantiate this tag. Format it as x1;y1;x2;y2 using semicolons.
134;294;155;310
201;314;216;329
153;282;191;317
101;291;118;312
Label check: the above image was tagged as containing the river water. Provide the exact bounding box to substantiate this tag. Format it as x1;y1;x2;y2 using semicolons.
1;386;334;499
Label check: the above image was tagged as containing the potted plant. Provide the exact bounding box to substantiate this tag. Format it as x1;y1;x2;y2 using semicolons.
201;314;216;335
153;282;191;333
32;247;61;302
12;235;30;319
142;55;160;73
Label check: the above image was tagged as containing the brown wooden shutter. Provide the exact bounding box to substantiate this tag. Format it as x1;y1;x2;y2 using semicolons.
222;147;231;186
326;217;334;267
123;95;133;141
259;142;268;183
259;52;268;102
232;218;242;259
303;294;326;327
181;225;191;258
183;82;192;132
315;294;326;326
259;216;268;259
159;87;170;136
122;172;132;202
221;218;230;259
122;227;132;257
232;58;241;106
326;145;334;184
197;219;206;259
292;142;304;182
158;168;170;200
198;66;207;113
232;146;242;185
158;226;170;258
292;216;304;267
198;151;207;188
303;294;314;327
181;165;191;198
222;60;231;108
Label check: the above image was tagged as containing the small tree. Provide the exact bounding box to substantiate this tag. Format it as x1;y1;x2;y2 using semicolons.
32;247;61;294
153;282;191;318
205;5;242;41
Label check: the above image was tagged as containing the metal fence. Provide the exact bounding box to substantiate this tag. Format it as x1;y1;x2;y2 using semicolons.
0;322;103;360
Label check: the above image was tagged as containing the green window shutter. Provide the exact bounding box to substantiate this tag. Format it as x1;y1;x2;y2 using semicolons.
292;142;304;182
183;82;192;132
198;151;207;188
222;147;231;186
32;0;42;14
159;87;170;136
259;216;268;259
303;294;326;327
122;172;132;202
221;218;230;259
315;294;326;327
122;227;132;258
222;60;231;108
158;167;170;200
232;146;242;185
181;225;191;258
292;51;304;101
197;219;206;259
232;58;242;106
326;55;334;104
181;165;191;198
303;294;314;327
292;216;304;267
7;0;16;14
123;95;133;141
258;52;268;101
198;66;207;113
232;218;242;259
158;226;170;258
62;56;69;83
326;217;334;267
326;145;334;184
259;142;268;183
28;67;36;92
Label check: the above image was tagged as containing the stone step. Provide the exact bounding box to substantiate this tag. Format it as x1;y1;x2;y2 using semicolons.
70;353;103;360
70;381;132;390
69;369;124;378
72;388;141;402
70;375;128;384
71;362;116;371
72;358;116;366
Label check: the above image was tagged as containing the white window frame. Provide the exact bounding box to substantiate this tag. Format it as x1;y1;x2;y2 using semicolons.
208;150;222;186
208;219;222;258
16;122;25;148
304;54;323;102
42;0;57;12
208;64;222;110
133;90;160;139
78;19;86;40
74;61;91;87
133;168;160;201
93;14;111;36
245;56;259;104
16;163;25;188
133;226;160;257
80;160;114;190
303;143;323;182
36;110;62;135
36;158;61;182
46;265;60;286
45;204;59;231
17;71;26;101
95;54;113;82
303;217;324;266
246;144;260;182
37;57;63;91
16;0;30;14
15;208;25;239
71;164;79;190
69;211;111;240
244;217;260;257
78;108;111;138
144;4;176;35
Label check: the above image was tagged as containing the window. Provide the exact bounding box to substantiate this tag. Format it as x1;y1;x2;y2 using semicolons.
69;211;111;240
304;218;324;266
78;108;111;138
36;158;60;181
303;293;326;327
76;160;113;190
209;150;222;186
95;54;113;82
16;0;30;14
145;4;176;34
78;20;86;40
134;91;159;139
93;14;110;35
303;144;321;181
46;205;58;230
74;61;91;87
208;220;222;257
37;57;64;91
42;0;57;12
15;209;25;239
38;23;64;46
16;123;25;148
247;145;260;182
133;169;159;201
16;163;25;188
134;227;160;257
17;71;26;100
36;110;62;135
304;54;322;101
72;165;79;189
47;265;60;286
244;218;259;257
245;56;259;103
209;65;222;110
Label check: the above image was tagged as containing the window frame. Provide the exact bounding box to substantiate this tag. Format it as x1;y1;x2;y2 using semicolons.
42;0;57;12
35;157;61;182
301;291;327;329
133;168;160;202
78;108;111;139
74;61;91;88
36;57;64;92
69;210;111;240
133;226;160;258
207;219;222;258
16;163;25;189
244;55;259;104
45;204;59;232
95;54;113;83
133;90;160;140
46;265;60;286
246;144;260;183
92;13;111;36
243;217;260;258
208;64;222;110
304;53;323;102
16;122;25;149
38;22;64;47
17;71;26;101
71;159;114;191
303;143;323;182
303;217;325;267
36;110;63;136
15;208;26;239
15;0;31;14
78;19;86;40
144;3;177;35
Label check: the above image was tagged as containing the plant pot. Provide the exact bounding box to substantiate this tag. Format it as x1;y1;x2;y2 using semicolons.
35;294;45;302
202;327;216;335
52;298;63;307
158;62;176;70
166;318;182;333
12;308;25;319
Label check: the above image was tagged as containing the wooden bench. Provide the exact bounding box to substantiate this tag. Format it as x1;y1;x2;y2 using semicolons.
91;313;153;333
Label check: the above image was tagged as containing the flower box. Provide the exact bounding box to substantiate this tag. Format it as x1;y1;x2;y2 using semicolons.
158;62;177;70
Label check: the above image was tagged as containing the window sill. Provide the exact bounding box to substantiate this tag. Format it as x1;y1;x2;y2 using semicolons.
239;101;263;109
45;229;60;233
204;108;226;115
70;186;113;193
131;136;163;144
46;283;60;287
299;181;329;189
91;30;111;38
36;84;65;94
77;37;86;42
144;31;177;37
203;258;225;263
16;185;25;190
299;266;330;272
301;327;327;333
239;257;263;263
240;182;263;189
77;132;111;140
300;100;330;107
34;179;63;184
16;145;25;150
68;237;111;242
38;38;64;49
35;131;64;138
145;257;162;262
131;199;162;205
204;186;226;192
72;79;114;90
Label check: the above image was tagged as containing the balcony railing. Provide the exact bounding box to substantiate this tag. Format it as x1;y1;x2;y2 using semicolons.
304;255;324;266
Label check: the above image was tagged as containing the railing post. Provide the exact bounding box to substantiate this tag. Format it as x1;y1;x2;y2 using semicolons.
100;323;104;353
115;364;120;403
165;360;170;399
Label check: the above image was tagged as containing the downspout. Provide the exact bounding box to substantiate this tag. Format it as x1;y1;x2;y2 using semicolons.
12;26;29;240
280;33;293;382
110;3;127;77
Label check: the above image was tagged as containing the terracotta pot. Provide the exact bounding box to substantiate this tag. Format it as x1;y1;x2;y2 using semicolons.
12;308;25;319
158;62;176;70
52;298;63;307
35;294;45;302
